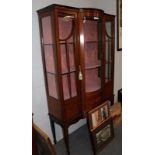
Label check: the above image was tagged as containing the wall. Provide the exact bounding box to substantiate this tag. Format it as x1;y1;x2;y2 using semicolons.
32;0;122;142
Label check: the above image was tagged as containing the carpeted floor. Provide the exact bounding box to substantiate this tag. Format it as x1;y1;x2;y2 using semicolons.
55;123;122;155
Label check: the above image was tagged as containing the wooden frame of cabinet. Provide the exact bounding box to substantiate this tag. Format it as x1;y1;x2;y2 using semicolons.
37;4;115;155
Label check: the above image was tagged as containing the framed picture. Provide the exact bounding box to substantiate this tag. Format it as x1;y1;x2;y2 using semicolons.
88;101;111;131
91;118;114;153
117;0;122;51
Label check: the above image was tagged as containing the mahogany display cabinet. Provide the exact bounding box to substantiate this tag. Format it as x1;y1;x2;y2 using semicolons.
37;4;115;155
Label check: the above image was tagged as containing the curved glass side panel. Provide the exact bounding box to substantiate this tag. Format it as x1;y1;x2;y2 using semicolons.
105;21;113;83
41;16;58;99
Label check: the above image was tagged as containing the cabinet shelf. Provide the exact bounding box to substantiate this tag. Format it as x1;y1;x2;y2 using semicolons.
43;43;54;46
84;40;100;44
59;42;74;45
85;64;101;70
47;71;76;75
46;72;56;75
61;70;76;75
86;85;101;93
85;60;101;70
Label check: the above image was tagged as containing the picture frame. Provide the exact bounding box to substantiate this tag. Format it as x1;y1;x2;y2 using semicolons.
117;0;122;51
90;118;114;154
88;101;111;131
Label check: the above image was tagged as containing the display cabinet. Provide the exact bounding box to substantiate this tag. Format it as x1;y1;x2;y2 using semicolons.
37;4;115;155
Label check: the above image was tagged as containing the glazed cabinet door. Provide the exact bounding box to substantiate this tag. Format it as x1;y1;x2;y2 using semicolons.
79;11;103;113
103;15;115;103
55;9;82;122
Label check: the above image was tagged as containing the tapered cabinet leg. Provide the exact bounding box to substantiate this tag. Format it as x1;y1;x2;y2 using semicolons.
49;115;57;144
62;126;70;155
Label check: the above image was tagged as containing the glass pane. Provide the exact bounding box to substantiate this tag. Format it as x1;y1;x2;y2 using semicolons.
105;21;112;83
105;64;112;83
68;44;76;72
60;43;76;74
58;14;77;100
44;45;55;73
41;16;53;44
60;44;68;73
58;16;73;42
105;22;112;39
109;63;112;79
70;73;77;97
96;124;111;145
84;43;101;69
105;41;111;62
62;73;77;100
83;17;101;93
47;73;58;99
105;64;108;83
62;75;70;100
85;69;101;93
83;20;98;42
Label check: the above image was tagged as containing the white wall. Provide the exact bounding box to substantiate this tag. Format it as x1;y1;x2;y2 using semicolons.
32;0;122;142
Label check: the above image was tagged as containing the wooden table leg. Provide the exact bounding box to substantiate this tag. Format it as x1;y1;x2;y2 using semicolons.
62;126;70;155
49;115;57;144
49;115;70;154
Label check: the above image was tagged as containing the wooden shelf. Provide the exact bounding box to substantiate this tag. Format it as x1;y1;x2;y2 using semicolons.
47;70;76;75
86;85;101;93
46;72;56;75
43;43;54;45
85;64;101;70
84;40;101;44
61;70;76;75
59;41;74;44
